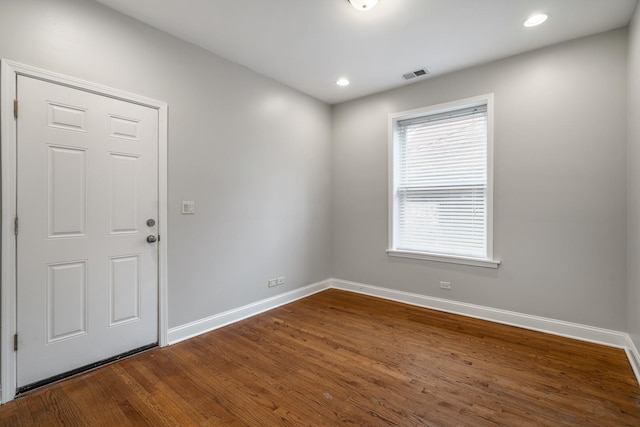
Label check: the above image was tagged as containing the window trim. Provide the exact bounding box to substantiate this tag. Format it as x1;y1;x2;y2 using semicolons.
387;94;500;269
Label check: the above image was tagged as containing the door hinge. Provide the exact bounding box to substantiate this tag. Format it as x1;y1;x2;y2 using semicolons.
14;334;18;351
14;216;18;235
13;99;18;119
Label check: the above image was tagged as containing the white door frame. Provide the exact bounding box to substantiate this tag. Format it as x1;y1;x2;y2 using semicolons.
0;60;169;404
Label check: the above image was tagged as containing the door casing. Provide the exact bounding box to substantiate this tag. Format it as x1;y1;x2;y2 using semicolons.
0;60;169;404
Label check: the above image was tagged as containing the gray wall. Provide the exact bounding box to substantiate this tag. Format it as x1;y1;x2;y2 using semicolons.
0;1;633;336
331;29;628;330
0;0;333;328
628;3;640;349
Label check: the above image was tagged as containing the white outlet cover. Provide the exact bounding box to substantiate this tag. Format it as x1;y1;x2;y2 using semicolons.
182;200;195;214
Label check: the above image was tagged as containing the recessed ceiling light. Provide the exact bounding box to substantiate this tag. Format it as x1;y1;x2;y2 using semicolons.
336;78;350;86
524;13;548;27
347;0;379;11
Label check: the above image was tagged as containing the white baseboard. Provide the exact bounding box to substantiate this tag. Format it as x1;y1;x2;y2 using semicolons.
625;335;640;383
167;279;331;345
166;276;639;385
330;278;629;348
331;278;640;385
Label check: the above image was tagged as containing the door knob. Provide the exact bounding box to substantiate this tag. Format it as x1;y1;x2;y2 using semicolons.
146;235;157;243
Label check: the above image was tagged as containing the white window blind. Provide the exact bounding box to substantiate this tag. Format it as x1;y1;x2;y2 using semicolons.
395;103;488;259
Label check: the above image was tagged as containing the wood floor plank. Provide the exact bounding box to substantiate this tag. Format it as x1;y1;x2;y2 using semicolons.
1;289;639;426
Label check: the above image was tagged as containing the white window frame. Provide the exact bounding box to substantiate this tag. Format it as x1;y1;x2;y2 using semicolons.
387;94;499;268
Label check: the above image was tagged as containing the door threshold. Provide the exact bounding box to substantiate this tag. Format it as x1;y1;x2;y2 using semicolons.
16;343;157;396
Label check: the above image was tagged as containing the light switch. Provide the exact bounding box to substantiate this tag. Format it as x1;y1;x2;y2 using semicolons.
182;200;195;215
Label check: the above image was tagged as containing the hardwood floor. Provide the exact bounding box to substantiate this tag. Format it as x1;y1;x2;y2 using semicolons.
1;289;639;426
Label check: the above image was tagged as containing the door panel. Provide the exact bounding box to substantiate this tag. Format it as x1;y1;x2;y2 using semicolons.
47;261;87;342
109;153;140;234
16;76;159;388
108;255;141;326
47;145;87;238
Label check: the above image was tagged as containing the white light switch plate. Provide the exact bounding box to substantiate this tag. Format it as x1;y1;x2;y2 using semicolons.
182;200;195;214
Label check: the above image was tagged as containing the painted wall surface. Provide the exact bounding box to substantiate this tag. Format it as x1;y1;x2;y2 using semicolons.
0;0;332;328
331;29;628;330
0;1;633;338
628;3;640;349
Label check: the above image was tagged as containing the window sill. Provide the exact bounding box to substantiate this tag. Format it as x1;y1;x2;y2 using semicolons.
387;249;500;269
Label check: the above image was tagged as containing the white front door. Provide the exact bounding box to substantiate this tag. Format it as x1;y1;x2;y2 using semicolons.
16;75;159;388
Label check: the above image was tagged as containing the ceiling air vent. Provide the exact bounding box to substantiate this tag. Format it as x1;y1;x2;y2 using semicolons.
402;68;429;80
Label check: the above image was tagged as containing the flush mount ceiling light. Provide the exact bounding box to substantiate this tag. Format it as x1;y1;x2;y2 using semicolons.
524;13;548;27
336;78;350;86
347;0;380;11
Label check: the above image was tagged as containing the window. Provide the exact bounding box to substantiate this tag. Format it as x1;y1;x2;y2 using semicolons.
388;94;499;268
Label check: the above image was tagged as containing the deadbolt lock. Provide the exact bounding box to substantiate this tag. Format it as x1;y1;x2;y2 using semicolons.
146;219;156;227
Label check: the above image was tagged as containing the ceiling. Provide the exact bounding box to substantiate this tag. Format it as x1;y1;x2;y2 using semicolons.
94;0;638;105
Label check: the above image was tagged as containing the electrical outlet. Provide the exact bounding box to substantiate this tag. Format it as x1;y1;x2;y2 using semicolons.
268;279;277;288
440;281;451;290
276;276;285;285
